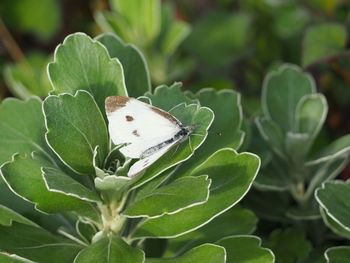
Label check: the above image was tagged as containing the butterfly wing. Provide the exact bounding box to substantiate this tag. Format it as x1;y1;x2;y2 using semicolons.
127;140;178;177
105;96;182;158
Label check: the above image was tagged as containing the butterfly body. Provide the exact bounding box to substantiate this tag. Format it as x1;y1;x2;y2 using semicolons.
105;96;193;177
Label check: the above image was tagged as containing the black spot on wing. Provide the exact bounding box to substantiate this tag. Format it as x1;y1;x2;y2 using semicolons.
126;115;134;121
132;130;140;137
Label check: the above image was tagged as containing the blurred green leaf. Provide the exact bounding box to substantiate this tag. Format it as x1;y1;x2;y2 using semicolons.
132;149;260;238
262;64;316;132
43;91;108;175
185;11;251;65
48;33;127;113
96;33;151;97
325;246;350;263
217;235;275;263
161;20;191;56
4;52;52;99
265;227;312;263
146;244;226;263
302;23;347;67
320;208;350;239
0;0;61;41
74;236;144;263
124;175;210;218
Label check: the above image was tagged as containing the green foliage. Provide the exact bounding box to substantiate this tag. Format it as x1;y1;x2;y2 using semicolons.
95;0;192;84
0;32;266;262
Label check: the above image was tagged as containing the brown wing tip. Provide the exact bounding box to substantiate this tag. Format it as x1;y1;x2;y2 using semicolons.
105;96;130;113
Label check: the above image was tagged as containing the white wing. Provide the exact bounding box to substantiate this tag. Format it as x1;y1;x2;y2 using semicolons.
105;96;182;158
127;141;178;177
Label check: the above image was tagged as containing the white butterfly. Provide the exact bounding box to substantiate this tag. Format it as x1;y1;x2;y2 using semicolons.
105;96;193;177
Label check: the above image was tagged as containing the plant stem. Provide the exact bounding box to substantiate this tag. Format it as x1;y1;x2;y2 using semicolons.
0;18;25;62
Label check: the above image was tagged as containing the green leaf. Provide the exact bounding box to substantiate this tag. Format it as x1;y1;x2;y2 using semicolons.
265;227;312;263
48;33;127;112
0;222;82;263
110;0;161;45
130;103;214;190
0;97;52;165
0;253;36;263
262;64;316;132
146;244;226;263
175;89;244;178
307;135;350;165
43;90;108;175
145;83;196;112
1;0;61;41
124;175;210;218
184;11;251;65
4;52;52;99
132;149;260;238
96;33;151;97
316;180;350;232
74;236;144;263
168;206;257;253
325;246;350;263
1;153;96;215
161;20;191;56
0;204;37;227
320;208;350;239
217;235;274;263
42;167;101;203
302;23;347;67
296;94;328;140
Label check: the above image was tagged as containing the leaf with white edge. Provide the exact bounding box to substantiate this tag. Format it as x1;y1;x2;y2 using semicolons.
255;117;285;159
0;97;52;165
325;246;350;263
130;103;214;190
96;33;151;97
262;64;316;132
145;83;196;111
320;208;350;240
132;149;260;239
296;94;328;140
265;227;312;263
146;244;226;263
74;236;144;263
175;89;244;177
4;52;52;99
48;32;127;112
307;135;350;165
124;175;211;218
168;206;257;253
0;205;38;227
42;167;101;203
0;223;82;263
43;90;109;175
316;180;350;232
303;23;347;67
217;235;275;263
0;153;98;219
0;253;36;263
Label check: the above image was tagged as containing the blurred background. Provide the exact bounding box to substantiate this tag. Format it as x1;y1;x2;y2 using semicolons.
1;0;350;177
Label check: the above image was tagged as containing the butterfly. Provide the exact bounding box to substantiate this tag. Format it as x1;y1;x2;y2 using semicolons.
105;96;194;177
